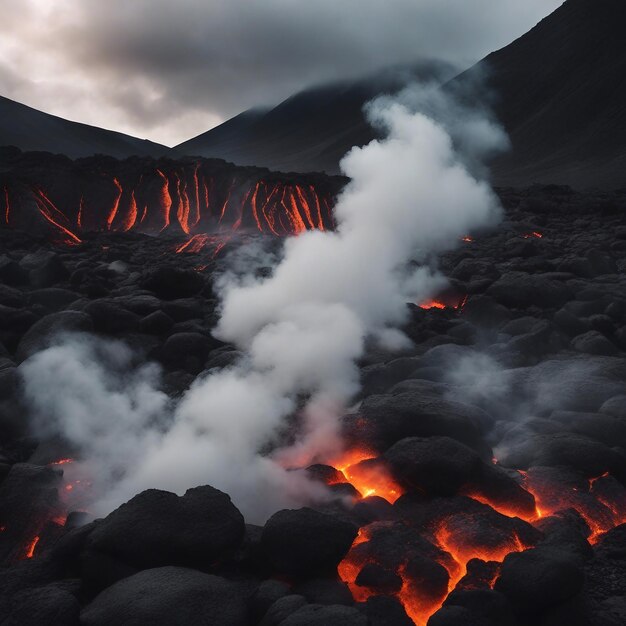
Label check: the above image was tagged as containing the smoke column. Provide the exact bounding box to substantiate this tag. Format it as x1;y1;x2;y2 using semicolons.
20;86;506;522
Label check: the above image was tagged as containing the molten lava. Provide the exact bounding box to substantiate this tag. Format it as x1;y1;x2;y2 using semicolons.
327;448;404;503
33;189;82;246
523;231;543;239
24;536;40;559
418;294;468;311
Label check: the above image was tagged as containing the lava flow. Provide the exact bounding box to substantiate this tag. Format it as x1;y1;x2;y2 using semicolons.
418;294;468;311
327;448;404;503
334;449;626;626
1;157;340;245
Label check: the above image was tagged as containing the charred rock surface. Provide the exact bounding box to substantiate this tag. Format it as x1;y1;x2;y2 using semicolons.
0;147;343;245
0;184;625;625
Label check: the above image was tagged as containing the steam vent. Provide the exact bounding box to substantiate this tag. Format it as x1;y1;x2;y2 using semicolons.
1;1;626;625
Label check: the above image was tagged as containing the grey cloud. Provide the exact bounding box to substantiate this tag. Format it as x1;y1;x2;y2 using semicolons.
0;0;563;145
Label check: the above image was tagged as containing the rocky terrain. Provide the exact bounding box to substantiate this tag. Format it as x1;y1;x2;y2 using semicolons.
0;184;626;625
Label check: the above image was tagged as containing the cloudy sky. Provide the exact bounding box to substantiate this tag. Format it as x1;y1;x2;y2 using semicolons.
0;0;562;146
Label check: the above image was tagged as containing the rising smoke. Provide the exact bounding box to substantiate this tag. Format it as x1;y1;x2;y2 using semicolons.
19;86;506;522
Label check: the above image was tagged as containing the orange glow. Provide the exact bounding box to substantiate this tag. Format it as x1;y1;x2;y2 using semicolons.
34;189;82;246
25;536;40;559
192;166;201;227
461;236;473;242
328;448;404;504
77;195;84;229
419;294;468;311
523;231;543;239
310;185;325;230
219;183;233;222
49;458;74;466
156;169;172;231
106;177;123;229
174;172;191;234
419;300;447;310
518;471;626;543
121;190;138;232
176;233;211;254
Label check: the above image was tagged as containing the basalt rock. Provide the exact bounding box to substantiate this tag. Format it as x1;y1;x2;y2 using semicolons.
385;436;482;496
279;604;368;626
261;508;357;578
16;311;93;362
84;486;245;571
495;547;584;614
80;566;248;626
139;266;205;300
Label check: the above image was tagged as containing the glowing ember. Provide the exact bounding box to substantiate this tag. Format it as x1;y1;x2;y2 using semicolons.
33;189;82;246
328;448;404;503
523;231;543;238
49;458;74;466
461;235;474;242
418;294;468;311
419;300;447;310
24;536;40;559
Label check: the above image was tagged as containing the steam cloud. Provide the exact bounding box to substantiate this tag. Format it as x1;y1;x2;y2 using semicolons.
19;86;505;522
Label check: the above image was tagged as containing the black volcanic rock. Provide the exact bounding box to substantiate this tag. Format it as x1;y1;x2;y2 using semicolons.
352;389;490;455
16;311;93;362
139;266;205;300
279;604;367;626
385;436;482;496
2;584;80;626
80;566;247;626
85;486;245;571
261;508;357;577
495;547;584;614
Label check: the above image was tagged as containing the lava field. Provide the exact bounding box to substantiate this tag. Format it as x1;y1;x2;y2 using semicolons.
1;183;626;626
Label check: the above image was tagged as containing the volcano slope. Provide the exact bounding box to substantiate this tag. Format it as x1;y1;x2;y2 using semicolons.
0;184;626;625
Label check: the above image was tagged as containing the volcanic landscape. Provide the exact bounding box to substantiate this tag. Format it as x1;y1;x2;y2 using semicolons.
1;147;625;625
1;1;626;625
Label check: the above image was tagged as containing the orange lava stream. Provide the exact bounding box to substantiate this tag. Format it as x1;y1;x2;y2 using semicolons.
260;185;280;235
419;300;447;310
121;190;138;232
77;196;84;230
295;185;316;230
310;185;325;230
419;295;468;311
34;190;81;246
328;448;404;503
156;169;172;231
106;177;123;230
192;166;201;228
24;536;40;559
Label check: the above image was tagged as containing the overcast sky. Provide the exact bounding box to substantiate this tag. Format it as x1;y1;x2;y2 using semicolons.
0;0;563;146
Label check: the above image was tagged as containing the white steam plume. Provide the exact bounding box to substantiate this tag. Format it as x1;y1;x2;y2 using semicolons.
20;86;505;522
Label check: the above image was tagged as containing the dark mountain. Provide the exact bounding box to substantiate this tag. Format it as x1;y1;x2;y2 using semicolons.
463;0;626;188
177;0;626;188
175;62;456;174
0;95;172;159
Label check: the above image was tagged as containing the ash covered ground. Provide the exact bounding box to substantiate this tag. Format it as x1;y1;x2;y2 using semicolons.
1;184;626;626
